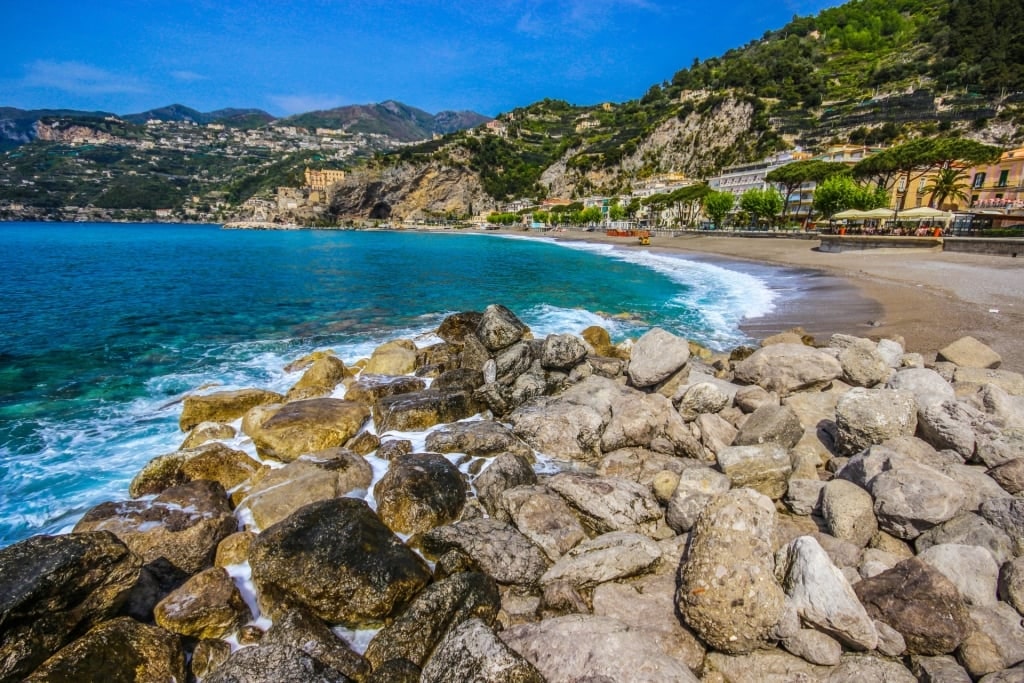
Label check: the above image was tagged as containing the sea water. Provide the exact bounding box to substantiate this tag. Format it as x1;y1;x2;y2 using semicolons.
0;222;780;547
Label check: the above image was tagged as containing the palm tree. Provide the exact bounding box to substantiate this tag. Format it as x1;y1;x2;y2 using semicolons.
924;168;972;209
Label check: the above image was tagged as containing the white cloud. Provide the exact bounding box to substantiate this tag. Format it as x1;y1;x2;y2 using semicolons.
267;94;348;115
514;0;657;37
170;70;207;82
21;60;147;95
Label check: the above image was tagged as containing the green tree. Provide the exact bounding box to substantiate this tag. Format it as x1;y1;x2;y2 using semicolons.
923;167;972;209
609;203;626;221
702;191;735;229
766;160;849;221
739;187;784;228
813;175;860;219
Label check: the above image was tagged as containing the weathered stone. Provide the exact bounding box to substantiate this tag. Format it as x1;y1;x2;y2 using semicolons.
838;343;891;388
374;452;467;535
474;453;537;517
776;535;878;650
956;367;1024;396
716;444;792;500
422;518;550;587
261;606;369;682
677;488;785;654
249;498;431;627
875;618;907;657
546;472;663;534
785;478;825;516
911;655;973;683
539;333;588;370
286;354;348;401
627;327;691;388
830;654;918;683
978;430;1024;469
203;643;349;683
917;399;985;459
501;614;700;683
493;342;533;382
181;421;237;449
733;403;804;450
734;384;779;413
887;368;957;408
438;311;484;345
364;338;419;375
191;638;232;680
703;649;831;682
980;498;1024;556
941;462;1013;512
918;543;999;607
421;617;544;683
665;465;731;533
154;566;249;639
23;617;184;683
782;628;843;666
598;447;686;486
581;325;614;357
373;389;481;432
0;531;142;682
821;479;878;548
915;512;1015;566
245;398;370;462
959;603;1024;678
180;388;283;431
678;381;732;420
871;460;967;539
344;373;426;404
834;387;918;456
999;556;1024;615
364;572;501;670
500;486;586;562
215;531;255;567
477;304;529;352
377;438;413;460
733;343;843;396
937;335;1002;369
540;531;661;589
854;557;972;655
696;413;739;458
238;448;373;530
74;480;236;576
426;420;532;459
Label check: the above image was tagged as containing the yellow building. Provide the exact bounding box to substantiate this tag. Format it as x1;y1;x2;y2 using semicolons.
304;168;347;192
962;145;1024;211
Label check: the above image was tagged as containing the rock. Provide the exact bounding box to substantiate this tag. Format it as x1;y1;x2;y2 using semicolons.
191;638;232;680
130;442;260;498
421;617;544;683
677;381;732;420
677;488;785;654
493;342;533;382
733;343;843;396
499;486;586;562
422;518;550;587
249;498;431;627
377;438;413;460
603;389;701;456
956;367;1024;396
666;465;732;533
941;462;1012;512
154;566;249;639
74;480;236;576
959;603;1024;678
0;531;142;681
474;453;537;517
366;659;420;682
364;338;419;375
937;335;1002;369
500;614;700;683
374;453;467;535
917;399;985;459
732;404;803;450
433;367;485;394
875;618;908;657
286;354;348;401
245;398;370;462
507;377;611;463
180;388;283;431
344;430;380;456
980;498;1024;556
426;420;532;459
581;325;614;357
854;557;972;655
438;311;484;345
476;304;529;352
915;512;1015;566
871;460;967;540
364;572;501;670
238;448;373;530
821;479;878;548
203;643;350;683
838;344;891;387
696;413;739;458
782;628;842;666
715;444;792;500
734;384;778;413
887;367;957;408
911;655;973;683
834;387;918;456
181;421;237;449
373;389;481;432
999;557;1024;615
785;478;825;516
344;373;426;404
539;333;588;370
546;472;663;534
23;617;184;683
917;543;999;607
876;338;905;368
776;535;878;650
215;531;255;567
540;531;661;588
598;447;686;486
703;649;831;682
627;327;691;388
261;607;369;681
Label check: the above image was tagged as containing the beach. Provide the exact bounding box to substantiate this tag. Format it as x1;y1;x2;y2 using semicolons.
519;229;1023;372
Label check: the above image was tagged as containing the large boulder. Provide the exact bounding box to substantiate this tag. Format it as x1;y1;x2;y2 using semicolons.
733;344;843;396
23;617;184;683
421;518;550;587
917;543;999;607
421;618;544;683
344;373;426;404
363;339;419;375
437;311;484;345
425;420;532;459
540;531;661;589
887;368;956;409
627;327;691;388
249;498;431;627
958;603;1024;677
474;453;538;517
937;336;1002;369
0;531;142;682
716;444;792;500
820;479;878;548
546;472;663;535
834;387;918;456
499;485;586;562
540;333;588;370
203;643;350;683
838;343;890;388
871;460;967;540
73;480;236;576
129;441;260;498
153;566;249;639
732;404;803;450
666;465;732;533
261;607;369;681
285;354;348;401
854;557;972;655
244;398;370;462
917;399;985;460
373;389;481;432
181;420;236;449
374;453;467;535
915;513;1015;566
677;488;786;654
476;304;529;352
179;388;283;431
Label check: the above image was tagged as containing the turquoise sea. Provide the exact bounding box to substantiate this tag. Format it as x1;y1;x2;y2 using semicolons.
0;222;785;547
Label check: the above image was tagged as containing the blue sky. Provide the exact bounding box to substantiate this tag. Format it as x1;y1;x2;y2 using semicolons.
2;0;844;117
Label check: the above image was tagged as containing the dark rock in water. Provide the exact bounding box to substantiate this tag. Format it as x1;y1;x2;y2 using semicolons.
377;438;413;460
245;398;371;462
73;479;236;577
374;453;468;535
366;658;421;683
364;572;501;669
854;557;972;655
344;374;426;405
179;388;283;431
474;453;538;517
373;389;482;432
422;518;549;587
460;333;491;372
262;606;370;682
153;566;250;640
203;643;351;683
433;367;485;393
421;617;545;683
344;429;380;456
129;441;260;498
249;498;431;627
0;531;142;682
23;617;184;683
437;311;484;345
476;304;529;352
426;420;532;459
191;638;232;680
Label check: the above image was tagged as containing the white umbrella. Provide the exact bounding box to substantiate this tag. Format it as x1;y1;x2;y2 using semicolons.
833;209;868;219
860;207;898;219
896;206;953;220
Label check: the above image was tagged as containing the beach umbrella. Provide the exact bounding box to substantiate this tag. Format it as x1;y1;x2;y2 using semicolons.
833;209;868;219
860;207;898;219
896;206;953;220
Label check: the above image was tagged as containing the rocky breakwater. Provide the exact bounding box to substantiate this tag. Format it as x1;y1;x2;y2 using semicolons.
3;306;1024;681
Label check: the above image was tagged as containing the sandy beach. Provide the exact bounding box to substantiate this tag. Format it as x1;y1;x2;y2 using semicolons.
494;229;1023;372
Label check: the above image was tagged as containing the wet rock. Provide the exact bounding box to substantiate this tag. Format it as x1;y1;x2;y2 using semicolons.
422;618;544;683
245;398;370;462
937;335;1002;369
286;354;348;401
181;421;237;449
627;327;691;388
0;531;142;681
180;388;283;431
426;420;532;459
364;338;419;375
203;643;350;683
374;453;467;535
433;367;485;394
191;638;232;680
716;444;792;500
23;617;184;683
154;566;249;639
422;518;549;587
834;387;918;456
540;531;661;589
733;343;843;396
437;311;484;345
820;479;878;548
474;453;537;517
732;404;803;450
477;304;529;352
666;465;731;533
918;543;999;607
344;373;426;404
130;441;260;498
546;472;663;535
499;485;585;562
540;333;588;370
373;389;481;432
261;607;369;681
249;498;431;627
215;531;255;567
377;438;413;460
